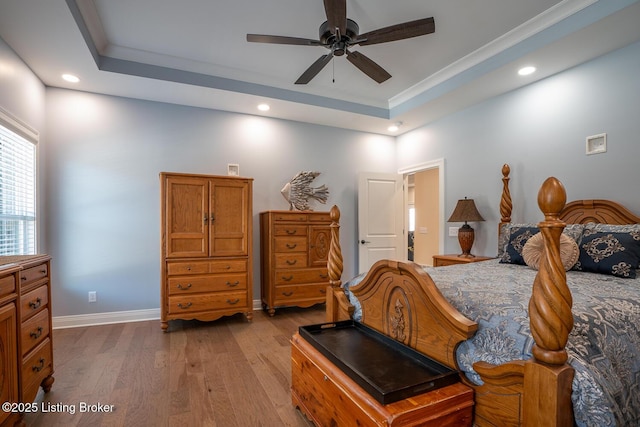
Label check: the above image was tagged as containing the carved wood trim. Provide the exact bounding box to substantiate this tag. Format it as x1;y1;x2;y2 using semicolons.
560;199;640;224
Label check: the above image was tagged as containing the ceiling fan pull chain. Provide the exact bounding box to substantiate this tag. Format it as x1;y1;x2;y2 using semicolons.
332;57;335;83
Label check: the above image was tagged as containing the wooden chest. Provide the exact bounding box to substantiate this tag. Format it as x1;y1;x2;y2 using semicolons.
260;211;331;315
291;332;474;426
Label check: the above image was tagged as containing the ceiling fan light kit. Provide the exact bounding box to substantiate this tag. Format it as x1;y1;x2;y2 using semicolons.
247;0;435;85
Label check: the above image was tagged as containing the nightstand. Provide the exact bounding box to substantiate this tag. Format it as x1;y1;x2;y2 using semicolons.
433;254;494;267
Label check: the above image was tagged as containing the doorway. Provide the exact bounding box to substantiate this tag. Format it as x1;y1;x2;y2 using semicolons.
400;159;444;266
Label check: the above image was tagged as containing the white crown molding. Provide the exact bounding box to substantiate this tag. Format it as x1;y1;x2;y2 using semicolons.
388;0;598;108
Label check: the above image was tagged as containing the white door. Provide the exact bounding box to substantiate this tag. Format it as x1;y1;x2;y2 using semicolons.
358;172;404;273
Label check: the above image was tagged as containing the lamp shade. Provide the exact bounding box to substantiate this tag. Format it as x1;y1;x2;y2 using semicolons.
448;198;485;223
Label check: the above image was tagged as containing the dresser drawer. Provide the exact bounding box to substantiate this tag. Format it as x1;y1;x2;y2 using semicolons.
167;259;247;275
21;285;48;321
22;338;53;396
274;224;307;236
273;213;308;222
168;291;248;314
308;213;331;222
274;237;307;252
21;308;49;356
0;274;16;298
273;284;327;304
168;274;247;295
274;253;308;269
20;263;48;286
274;268;328;285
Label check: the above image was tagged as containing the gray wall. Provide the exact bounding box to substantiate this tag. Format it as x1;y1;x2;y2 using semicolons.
397;40;640;258
43;89;396;316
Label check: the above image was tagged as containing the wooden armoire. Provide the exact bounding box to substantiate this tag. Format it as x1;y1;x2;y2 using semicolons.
160;172;253;331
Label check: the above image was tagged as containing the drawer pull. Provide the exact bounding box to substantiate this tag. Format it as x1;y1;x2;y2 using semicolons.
286;259;297;265
30;326;43;339
41;269;47;274
286;229;297;235
177;283;192;290
282;291;293;297
32;358;45;372
186;266;192;271
226;281;240;287
281;275;293;281
323;375;329;381
226;265;231;269
29;298;42;310
319;274;328;279
286;243;297;249
319;289;326;294
226;298;240;305
177;302;192;309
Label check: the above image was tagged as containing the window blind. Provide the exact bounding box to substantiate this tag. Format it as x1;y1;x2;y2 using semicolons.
0;123;36;255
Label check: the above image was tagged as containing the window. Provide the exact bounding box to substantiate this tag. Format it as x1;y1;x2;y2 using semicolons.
0;114;37;255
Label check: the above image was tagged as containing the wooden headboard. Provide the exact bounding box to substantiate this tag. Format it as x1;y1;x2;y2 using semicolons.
560;199;640;224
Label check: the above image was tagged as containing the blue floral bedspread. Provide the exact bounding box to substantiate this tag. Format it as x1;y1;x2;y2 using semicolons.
343;259;640;427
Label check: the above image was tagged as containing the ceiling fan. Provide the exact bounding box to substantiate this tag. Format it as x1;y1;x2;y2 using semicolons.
246;0;435;84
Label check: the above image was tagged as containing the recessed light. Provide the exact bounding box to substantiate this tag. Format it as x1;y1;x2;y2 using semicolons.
257;103;270;111
388;121;402;132
62;74;80;83
518;66;536;76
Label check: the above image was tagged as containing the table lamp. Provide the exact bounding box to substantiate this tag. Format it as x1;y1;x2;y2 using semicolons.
448;197;485;257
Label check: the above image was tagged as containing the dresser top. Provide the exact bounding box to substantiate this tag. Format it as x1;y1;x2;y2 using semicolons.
0;254;51;268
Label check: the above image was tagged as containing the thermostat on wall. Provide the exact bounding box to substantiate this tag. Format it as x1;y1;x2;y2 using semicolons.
586;133;607;155
227;164;240;176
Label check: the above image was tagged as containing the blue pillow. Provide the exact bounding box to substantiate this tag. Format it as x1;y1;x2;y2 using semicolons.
574;229;640;278
500;225;539;265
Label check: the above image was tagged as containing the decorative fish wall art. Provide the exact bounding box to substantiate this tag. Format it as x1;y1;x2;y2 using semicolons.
280;171;329;211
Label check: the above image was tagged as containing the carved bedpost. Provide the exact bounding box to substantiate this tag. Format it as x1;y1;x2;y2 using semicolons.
523;177;574;427
326;205;348;321
500;164;512;227
327;205;343;289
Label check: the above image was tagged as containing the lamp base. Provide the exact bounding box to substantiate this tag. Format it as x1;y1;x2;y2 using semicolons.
457;224;475;258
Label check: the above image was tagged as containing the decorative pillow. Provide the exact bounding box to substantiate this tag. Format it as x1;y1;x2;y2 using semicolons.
497;223;510;258
574;226;640;278
500;225;539;265
583;223;640;267
522;233;579;271
500;223;585;265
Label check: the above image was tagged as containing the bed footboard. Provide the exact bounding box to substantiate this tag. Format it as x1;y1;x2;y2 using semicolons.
323;167;574;426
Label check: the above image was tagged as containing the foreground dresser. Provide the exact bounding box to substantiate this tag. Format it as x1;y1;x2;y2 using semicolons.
0;255;54;426
260;211;331;316
160;173;253;331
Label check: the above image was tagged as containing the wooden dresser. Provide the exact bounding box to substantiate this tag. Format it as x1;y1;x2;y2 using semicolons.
160;173;253;331
0;255;54;426
260;211;331;316
291;332;474;426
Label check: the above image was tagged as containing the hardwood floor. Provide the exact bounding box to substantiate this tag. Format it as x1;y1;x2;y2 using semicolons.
24;305;326;427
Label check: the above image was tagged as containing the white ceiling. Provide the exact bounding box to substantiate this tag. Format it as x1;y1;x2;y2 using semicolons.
1;0;640;135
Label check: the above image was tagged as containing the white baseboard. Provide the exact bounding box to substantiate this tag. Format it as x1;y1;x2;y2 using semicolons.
52;300;263;329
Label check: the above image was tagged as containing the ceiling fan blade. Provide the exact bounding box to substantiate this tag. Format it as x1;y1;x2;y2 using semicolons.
323;0;347;36
357;17;435;46
295;53;334;84
346;50;391;84
247;34;322;46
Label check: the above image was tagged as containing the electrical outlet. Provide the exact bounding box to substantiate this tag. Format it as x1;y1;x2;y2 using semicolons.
449;227;459;237
88;291;97;303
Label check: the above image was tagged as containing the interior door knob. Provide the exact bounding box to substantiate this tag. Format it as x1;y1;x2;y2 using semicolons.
360;240;370;244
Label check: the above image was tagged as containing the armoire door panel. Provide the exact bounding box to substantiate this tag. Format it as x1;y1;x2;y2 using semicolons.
165;177;208;258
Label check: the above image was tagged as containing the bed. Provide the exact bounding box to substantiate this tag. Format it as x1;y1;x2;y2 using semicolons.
323;165;640;427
